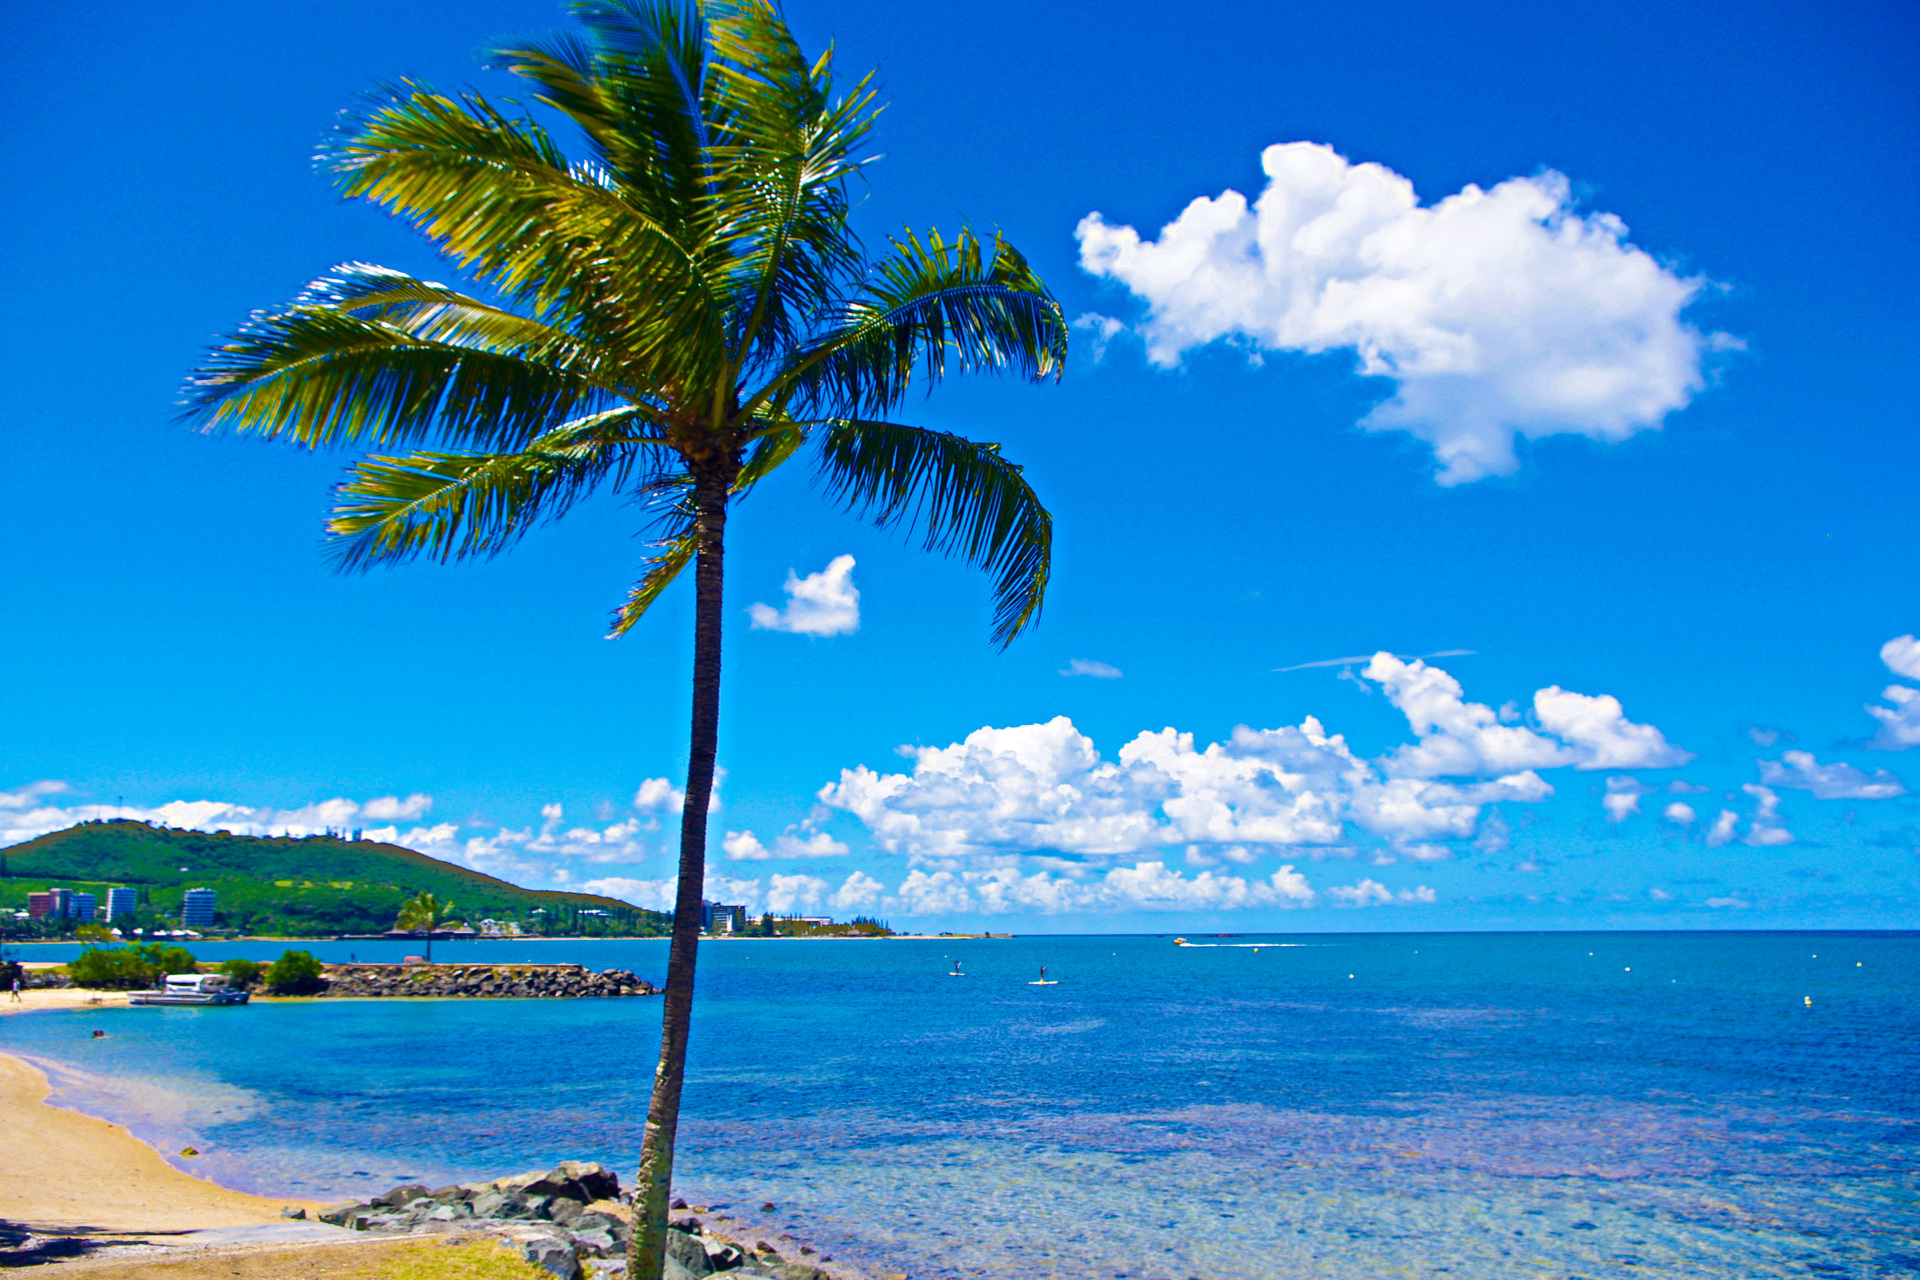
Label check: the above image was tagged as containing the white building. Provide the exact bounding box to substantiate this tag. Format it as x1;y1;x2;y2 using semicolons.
105;886;138;921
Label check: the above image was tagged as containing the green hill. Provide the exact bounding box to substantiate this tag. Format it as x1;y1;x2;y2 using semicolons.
0;820;668;938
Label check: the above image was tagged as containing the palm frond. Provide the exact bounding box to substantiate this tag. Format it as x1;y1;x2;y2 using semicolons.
182;268;623;450
767;228;1067;420
816;419;1051;646
326;408;657;570
607;490;700;637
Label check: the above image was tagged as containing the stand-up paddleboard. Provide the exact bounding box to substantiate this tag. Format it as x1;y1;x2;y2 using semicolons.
1029;965;1058;986
949;960;965;977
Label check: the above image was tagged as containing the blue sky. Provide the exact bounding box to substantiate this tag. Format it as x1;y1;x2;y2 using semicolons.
4;0;1917;930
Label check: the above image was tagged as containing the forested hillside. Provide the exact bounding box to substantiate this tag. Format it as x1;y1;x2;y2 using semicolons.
0;820;666;938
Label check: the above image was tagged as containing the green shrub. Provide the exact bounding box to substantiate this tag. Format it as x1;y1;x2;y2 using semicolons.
265;949;325;994
64;942;200;990
216;958;263;989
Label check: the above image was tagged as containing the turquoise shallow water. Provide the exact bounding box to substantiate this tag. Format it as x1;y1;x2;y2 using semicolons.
4;932;1917;1278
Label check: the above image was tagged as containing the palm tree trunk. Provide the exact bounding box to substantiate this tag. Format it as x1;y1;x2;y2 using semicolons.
630;470;730;1280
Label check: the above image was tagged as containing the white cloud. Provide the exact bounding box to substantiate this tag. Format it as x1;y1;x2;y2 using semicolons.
1061;658;1123;679
633;778;682;812
1077;141;1726;484
830;871;884;913
1648;886;1673;901
823;653;1682;867
1668;780;1710;794
1663;802;1697;826
722;830;769;861
1706;896;1750;909
1757;750;1905;801
767;873;830;913
1071;312;1127;361
1704;809;1739;847
1365;655;1690;777
1867;684;1920;750
1327;878;1393;906
1602;776;1649;823
1532;686;1694;770
1741;784;1794;846
747;554;859;636
1882;635;1920;681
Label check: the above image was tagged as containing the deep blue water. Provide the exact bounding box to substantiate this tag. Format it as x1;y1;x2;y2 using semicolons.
4;932;1917;1278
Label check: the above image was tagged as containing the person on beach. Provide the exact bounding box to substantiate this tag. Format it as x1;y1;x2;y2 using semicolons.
8;976;19;1002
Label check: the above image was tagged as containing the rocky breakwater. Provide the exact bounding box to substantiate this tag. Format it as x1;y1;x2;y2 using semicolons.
315;1163;836;1280
317;963;657;999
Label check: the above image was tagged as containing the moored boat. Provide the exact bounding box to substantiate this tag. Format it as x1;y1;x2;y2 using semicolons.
129;973;250;1006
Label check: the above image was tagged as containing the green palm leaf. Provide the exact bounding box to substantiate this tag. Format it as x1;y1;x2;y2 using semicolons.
816;419;1051;646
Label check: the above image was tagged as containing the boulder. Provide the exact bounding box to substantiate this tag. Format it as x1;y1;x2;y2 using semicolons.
571;1227;619;1258
766;1265;830;1280
470;1190;514;1219
516;1236;583;1280
316;1204;360;1226
547;1198;586;1226
703;1239;747;1271
430;1185;468;1203
373;1183;431;1208
664;1229;713;1277
662;1256;700;1280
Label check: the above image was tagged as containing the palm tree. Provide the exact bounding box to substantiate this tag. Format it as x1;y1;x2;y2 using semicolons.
393;892;462;962
181;3;1065;1275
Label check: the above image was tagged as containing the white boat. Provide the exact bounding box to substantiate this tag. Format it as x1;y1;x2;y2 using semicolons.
129;973;251;1006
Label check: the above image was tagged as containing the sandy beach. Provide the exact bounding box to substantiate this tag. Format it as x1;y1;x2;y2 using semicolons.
0;1051;318;1234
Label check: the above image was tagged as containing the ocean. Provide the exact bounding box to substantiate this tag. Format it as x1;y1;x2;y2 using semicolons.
4;931;1916;1278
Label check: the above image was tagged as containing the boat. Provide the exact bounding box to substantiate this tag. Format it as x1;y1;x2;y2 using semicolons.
129;973;251;1006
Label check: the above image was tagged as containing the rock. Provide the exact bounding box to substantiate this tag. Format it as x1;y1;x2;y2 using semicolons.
470;1190;513;1218
547;1198;586;1225
315;1203;361;1226
518;1196;552;1221
662;1256;699;1280
665;1229;713;1277
430;1185;468;1203
585;1262;628;1279
767;1265;830;1280
703;1239;747;1271
280;1207;307;1220
374;1183;432;1208
425;1204;467;1223
571;1228;619;1258
516;1236;583;1280
363;1212;412;1232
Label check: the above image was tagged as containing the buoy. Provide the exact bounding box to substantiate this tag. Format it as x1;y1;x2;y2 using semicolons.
1804;996;1813;1007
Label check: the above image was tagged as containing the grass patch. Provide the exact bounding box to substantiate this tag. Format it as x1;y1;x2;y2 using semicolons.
373;1239;555;1280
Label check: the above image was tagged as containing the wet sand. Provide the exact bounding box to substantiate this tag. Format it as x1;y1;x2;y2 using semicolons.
0;1052;317;1235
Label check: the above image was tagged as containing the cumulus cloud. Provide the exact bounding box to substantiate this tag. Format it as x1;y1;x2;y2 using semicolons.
1741;784;1794;846
879;861;1321;917
632;778;682;812
0;788;439;850
830;871;884;912
1603;776;1649;823
748;554;859;636
1704;809;1740;847
1757;750;1905;800
822;653;1682;867
1324;878;1432;906
1077;141;1727;484
1061;658;1124;679
1663;802;1697;826
1882;635;1920;681
1867;684;1920;750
